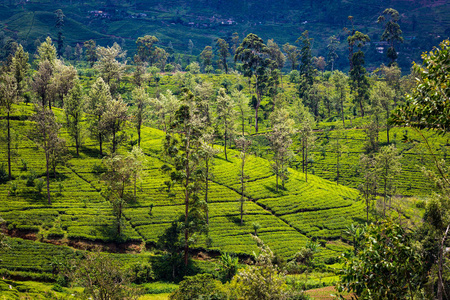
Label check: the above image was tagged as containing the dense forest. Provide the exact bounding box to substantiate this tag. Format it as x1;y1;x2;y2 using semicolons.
0;1;449;299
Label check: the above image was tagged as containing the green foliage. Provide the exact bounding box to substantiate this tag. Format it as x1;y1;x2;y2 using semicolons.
338;220;424;299
169;273;226;300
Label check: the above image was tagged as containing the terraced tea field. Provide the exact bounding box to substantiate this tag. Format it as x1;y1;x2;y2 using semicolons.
0;104;367;281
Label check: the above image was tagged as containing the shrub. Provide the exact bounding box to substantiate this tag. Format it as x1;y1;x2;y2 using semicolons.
0;164;8;184
26;169;38;187
169;273;227;300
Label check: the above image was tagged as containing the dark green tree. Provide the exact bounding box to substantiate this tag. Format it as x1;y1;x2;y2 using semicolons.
54;9;65;58
216;38;230;74
378;8;403;66
348;31;370;117
83;40;97;67
326;35;339;71
162;89;208;266
234;33;271;133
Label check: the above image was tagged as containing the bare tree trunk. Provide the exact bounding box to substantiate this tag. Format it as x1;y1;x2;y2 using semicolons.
305;139;308;183
224;129;228;161
205;159;209;225
7;111;11;180
46;151;51;205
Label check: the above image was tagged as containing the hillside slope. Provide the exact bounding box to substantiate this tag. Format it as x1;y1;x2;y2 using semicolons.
0;104;363;270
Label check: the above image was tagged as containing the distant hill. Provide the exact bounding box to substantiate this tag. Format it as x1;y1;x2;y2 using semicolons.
0;0;449;70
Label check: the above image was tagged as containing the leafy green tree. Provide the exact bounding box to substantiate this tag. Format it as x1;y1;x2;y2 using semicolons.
70;252;139;300
135;35;159;63
375;145;402;217
216;88;236;161
30;106;66;204
236;136;251;225
50;59;78;108
54;9;65;58
200;132;221;225
233;89;251;136
338;220;424;299
217;252;239;283
95;43;126;95
127;145;145;201
86;77;112;156
268;108;294;192
234;33;271;133
390;41;450;299
234;236;290;300
102;154;133;235
330;70;348;127
358;154;377;222
0;72;17;180
84;40;97;67
200;45;214;72
216;38;230;74
32;60;54;109
99;96;128;154
10;44;29;100
267;39;286;77
130;87;150;147
378;8;403;66
36;36;57;65
297;31;315;97
348;31;370;117
282;43;299;71
150;90;181;132
63;80;84;156
370;81;395;143
292;101;315;182
326;35;339;71
170;273;226;300
162;89;208;266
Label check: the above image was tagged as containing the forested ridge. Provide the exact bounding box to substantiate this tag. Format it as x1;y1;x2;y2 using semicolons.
0;2;449;299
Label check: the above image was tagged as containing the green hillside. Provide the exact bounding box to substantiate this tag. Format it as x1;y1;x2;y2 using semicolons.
0;103;364;264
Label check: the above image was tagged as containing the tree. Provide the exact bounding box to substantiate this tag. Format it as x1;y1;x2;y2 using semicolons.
234;236;290;300
86;77;112;156
70;252;139;300
267;39;285;75
233;89;251;136
102;154;133;235
292;101;315;182
135;35;159;64
30;106;66;204
162;89;207;266
297;30;315;97
332;125;348;185
216;88;236;161
282;43;299;71
32;60;54;109
99;96;128;154
130;87;149;147
268;108;294;192
64;80;84;157
200;132;221;225
50;59;78;107
36;36;57;65
390;40;450;300
150;90;181;132
338;220;424;299
54;9;65;58
0;72;17;180
187;39;194;55
326;35;339;71
170;273;226;300
127;146;145;201
375;145;402;217
348;31;370;117
358;154;378;222
236;136;251;225
95;43;126;95
330;70;348;127
378;8;403;66
200;46;214;72
216;38;230;74
370;81;395;143
84;40;97;67
234;33;271;133
10;44;29;100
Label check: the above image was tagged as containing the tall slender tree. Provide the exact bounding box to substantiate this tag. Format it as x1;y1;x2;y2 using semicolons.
216;88;236;161
64;80;84;157
216;38;230;74
236;136;251;225
131;87;149;147
0;73;17;180
377;8;403;66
